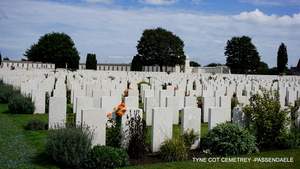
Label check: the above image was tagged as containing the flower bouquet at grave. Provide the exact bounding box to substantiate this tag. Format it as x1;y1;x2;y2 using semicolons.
10;65;15;70
106;102;127;148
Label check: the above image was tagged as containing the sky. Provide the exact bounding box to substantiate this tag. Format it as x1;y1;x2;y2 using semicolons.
0;0;299;68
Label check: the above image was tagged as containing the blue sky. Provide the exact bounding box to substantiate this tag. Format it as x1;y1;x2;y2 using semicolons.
0;0;300;68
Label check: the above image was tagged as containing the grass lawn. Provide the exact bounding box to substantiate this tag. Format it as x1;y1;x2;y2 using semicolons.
1;103;300;169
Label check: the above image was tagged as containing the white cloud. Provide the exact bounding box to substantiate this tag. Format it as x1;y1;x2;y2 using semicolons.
240;0;300;6
233;9;300;26
139;0;179;5
0;0;299;68
191;0;201;4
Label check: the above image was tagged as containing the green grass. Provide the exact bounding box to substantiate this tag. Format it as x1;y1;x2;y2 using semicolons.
123;149;300;169
1;103;300;169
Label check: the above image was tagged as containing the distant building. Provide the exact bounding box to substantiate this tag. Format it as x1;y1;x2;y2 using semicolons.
289;59;300;75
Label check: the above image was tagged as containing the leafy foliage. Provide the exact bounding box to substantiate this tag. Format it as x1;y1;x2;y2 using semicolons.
277;42;288;73
131;55;143;71
190;61;201;67
8;95;35;114
125;111;148;158
136;27;186;72
0;80;20;103
85;53;97;70
45;124;94;168
279;132;300;149
25;116;45;130
159;137;188;162
204;63;222;67
84;145;129;169
225;36;261;74
180;129;200;149
242;86;289;147
202;123;258;156
24;32;80;69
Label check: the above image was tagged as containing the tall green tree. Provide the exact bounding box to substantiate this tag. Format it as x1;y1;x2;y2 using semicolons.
190;61;201;67
205;63;222;67
85;53;97;70
131;55;143;71
24;32;80;69
225;36;260;74
136;27;186;72
277;42;288;73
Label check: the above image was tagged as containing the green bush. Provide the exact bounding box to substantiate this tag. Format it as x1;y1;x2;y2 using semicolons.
279;132;300;149
0;80;20;103
242;86;289;146
202;123;258;156
8;95;35;114
45;124;94;168
125;111;148;158
158;137;188;162
25;116;45;130
180;129;200;149
84;145;129;169
137;81;151;92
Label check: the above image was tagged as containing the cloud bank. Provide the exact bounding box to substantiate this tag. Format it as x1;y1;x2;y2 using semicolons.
0;0;299;68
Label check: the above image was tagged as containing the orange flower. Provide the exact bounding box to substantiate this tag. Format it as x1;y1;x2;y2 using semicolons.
121;103;125;107
233;92;237;95
196;101;201;104
117;110;124;116
106;113;112;118
118;104;123;109
174;87;178;90
113;107;118;111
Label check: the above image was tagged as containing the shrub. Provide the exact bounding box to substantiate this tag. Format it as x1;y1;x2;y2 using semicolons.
242;86;289;146
45;124;94;168
180;129;200;149
84;145;129;169
0;80;20;103
279;132;300;149
137;81;151;92
159;137;188;162
125;110;147;158
202;123;258;156
25;116;45;130
8;95;35;114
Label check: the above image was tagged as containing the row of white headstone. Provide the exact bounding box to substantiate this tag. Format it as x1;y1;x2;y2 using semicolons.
1;68;300;152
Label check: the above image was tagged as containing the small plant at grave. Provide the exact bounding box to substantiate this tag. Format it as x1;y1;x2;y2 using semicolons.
25;116;45;130
108;75;115;81
45;92;50;113
137;81;151;91
66;89;71;104
202;123;259;156
158;137;188;162
231;92;238;109
123;88;133;97
10;65;15;70
8;95;35;114
45;123;94;168
84;145;129;169
180;129;200;149
125;110;148;158
196;97;202;109
106;102;127;147
242;86;289;147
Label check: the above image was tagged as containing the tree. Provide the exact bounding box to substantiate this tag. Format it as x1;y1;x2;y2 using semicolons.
277;42;288;73
3;57;9;60
249;61;269;74
131;55;143;71
85;53;97;70
225;36;260;74
136;27;186;72
204;63;222;67
190;61;201;67
24;32;80;69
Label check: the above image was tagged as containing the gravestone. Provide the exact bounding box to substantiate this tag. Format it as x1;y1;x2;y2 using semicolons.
232;106;248;128
181;107;201;149
81;108;106;146
32;89;46;114
48;97;66;129
166;96;180;124
75;96;93;125
208;107;227;130
151;107;173;152
145;97;159;126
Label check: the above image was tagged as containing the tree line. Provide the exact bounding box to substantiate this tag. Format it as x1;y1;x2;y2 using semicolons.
19;28;289;74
